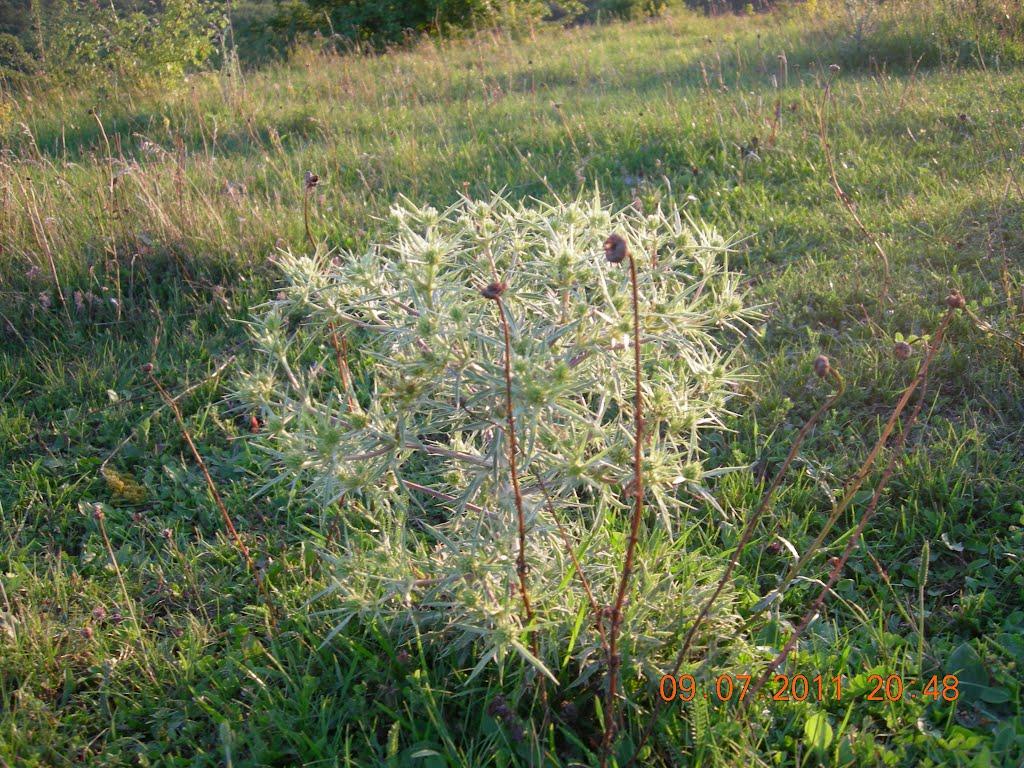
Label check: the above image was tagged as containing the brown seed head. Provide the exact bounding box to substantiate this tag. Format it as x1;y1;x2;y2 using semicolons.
893;341;912;360
480;282;507;300
603;233;628;264
813;354;831;378
304;171;319;190
945;290;966;310
92;503;105;521
141;362;153;374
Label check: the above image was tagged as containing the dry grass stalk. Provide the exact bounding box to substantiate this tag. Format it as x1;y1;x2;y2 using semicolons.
628;357;845;765
741;304;957;705
818;71;892;307
144;364;255;573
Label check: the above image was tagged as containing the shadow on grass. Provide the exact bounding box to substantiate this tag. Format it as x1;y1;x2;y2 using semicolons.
14;7;1022;164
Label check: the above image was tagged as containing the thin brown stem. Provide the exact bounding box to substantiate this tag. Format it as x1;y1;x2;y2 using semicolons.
775;331;943;596
146;368;255;574
303;189;316;252
93;506;158;685
533;472;609;654
741;308;954;706
602;252;644;764
487;291;542;688
819;78;891;307
328;321;357;410
627;364;845;766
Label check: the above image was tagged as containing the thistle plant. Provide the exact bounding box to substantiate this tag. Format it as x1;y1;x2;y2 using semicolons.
235;191;758;736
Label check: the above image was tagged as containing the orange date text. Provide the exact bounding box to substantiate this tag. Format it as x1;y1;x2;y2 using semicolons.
657;673;960;703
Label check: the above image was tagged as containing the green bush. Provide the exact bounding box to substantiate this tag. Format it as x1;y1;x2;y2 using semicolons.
39;0;224;86
588;0;669;20
229;0;289;65
0;30;33;85
270;0;550;48
0;32;31;72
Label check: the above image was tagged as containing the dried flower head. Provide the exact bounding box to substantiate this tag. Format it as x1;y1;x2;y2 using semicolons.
945;290;966;310
480;281;507;300
141;362;154;373
893;341;912;360
91;503;105;521
603;233;628;264
813;354;831;378
304;171;320;191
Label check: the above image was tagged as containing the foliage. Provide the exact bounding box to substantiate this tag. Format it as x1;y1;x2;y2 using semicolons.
268;0;551;50
262;0;677;54
0;32;30;71
37;0;223;86
236;193;755;689
0;30;31;86
584;0;669;20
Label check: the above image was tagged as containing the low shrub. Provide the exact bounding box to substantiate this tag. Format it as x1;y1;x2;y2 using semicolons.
236;192;759;747
0;31;33;87
37;0;224;87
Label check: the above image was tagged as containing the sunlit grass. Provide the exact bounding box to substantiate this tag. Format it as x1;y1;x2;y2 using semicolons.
1;3;1023;765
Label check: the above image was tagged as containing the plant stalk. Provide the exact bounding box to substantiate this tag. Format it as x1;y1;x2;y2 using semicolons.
628;363;845;766
603;251;644;763
492;294;542;677
741;308;954;705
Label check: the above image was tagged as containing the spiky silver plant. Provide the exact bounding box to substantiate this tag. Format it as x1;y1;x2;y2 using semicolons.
235;191;758;693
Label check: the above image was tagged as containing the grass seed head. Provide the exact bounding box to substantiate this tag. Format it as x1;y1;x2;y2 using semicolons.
304;171;320;190
893;341;912;360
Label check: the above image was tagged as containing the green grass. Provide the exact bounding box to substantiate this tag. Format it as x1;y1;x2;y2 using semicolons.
2;2;1024;765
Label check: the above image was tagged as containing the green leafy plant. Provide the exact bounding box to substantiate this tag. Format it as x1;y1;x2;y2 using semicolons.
0;32;33;79
38;0;223;86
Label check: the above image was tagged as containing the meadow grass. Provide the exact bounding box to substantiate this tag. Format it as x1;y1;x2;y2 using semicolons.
1;3;1023;765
